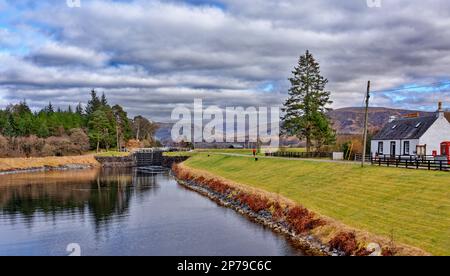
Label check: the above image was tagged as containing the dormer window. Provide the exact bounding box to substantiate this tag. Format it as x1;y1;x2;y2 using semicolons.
415;122;421;128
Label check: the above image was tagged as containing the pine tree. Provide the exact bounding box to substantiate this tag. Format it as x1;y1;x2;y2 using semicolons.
101;92;108;106
46;102;54;114
88;110;110;152
68;105;73;113
282;50;334;152
112;104;133;149
85;89;101;116
3;113;16;137
75;103;83;115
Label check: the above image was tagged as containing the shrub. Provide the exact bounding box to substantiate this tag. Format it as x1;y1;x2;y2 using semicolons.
381;247;396;256
69;128;90;153
354;246;373;256
236;193;270;212
126;139;142;149
41;143;56;156
329;232;358;256
17;135;45;157
269;202;285;221
285;206;323;233
45;136;72;156
208;179;232;194
0;134;8;157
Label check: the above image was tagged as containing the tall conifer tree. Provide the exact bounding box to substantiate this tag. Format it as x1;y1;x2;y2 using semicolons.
282;50;334;152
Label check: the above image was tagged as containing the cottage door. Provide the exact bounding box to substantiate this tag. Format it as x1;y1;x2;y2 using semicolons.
390;142;396;157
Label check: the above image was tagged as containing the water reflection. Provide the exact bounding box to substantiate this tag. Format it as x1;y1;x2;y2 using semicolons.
0;168;304;256
0;169;161;229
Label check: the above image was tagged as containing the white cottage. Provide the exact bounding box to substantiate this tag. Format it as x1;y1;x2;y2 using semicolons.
371;103;450;157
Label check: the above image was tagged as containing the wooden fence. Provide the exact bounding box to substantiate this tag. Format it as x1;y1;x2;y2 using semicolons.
371;155;450;171
354;153;372;162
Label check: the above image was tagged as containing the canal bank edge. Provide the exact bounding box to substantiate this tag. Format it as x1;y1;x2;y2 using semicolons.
0;155;100;175
172;163;431;256
0;154;190;175
94;155;190;168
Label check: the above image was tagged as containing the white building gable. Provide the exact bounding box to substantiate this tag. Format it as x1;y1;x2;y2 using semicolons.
371;103;450;157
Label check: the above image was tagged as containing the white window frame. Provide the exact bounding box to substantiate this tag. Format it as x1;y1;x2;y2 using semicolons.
403;141;410;155
378;141;384;154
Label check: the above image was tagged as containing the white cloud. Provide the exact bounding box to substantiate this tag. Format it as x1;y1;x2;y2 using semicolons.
30;42;110;67
0;0;449;120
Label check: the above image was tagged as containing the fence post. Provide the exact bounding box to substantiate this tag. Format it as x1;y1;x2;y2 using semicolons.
440;160;443;171
428;160;431;170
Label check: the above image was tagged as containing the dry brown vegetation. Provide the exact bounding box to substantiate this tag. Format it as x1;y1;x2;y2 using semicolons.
0;128;90;158
0;154;100;172
328;231;359;256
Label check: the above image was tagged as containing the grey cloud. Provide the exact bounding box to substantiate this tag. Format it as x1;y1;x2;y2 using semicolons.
28;42;110;67
1;0;450;121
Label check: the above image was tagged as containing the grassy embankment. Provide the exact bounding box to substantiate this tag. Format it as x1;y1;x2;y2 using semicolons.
183;153;450;256
183;147;307;156
0;155;100;172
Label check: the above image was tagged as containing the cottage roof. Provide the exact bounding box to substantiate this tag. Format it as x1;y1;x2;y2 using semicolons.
372;115;438;140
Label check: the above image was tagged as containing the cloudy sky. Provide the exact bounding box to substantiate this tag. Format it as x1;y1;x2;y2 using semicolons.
1;0;450;121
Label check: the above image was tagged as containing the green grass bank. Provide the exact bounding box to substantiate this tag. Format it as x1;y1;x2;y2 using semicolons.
183;153;450;255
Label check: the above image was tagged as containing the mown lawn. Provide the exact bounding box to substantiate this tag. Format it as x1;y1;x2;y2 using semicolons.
184;153;450;255
194;147;306;155
194;149;257;155
163;151;195;157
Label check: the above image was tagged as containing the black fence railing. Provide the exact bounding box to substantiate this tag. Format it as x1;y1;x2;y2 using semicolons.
265;151;333;159
371;155;450;171
354;153;372;162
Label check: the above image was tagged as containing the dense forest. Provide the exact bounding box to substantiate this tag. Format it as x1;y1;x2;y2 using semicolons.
0;90;158;157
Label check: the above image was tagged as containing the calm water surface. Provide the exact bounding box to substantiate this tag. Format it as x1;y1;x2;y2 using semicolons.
0;168;304;256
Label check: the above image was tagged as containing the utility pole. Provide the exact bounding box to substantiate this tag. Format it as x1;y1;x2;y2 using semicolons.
362;80;371;168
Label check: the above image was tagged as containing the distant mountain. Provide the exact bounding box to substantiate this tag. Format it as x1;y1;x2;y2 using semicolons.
155;107;443;144
155;122;174;144
329;107;433;135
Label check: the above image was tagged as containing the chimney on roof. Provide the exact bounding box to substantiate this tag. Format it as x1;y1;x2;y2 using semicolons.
388;115;398;123
437;101;444;118
403;112;420;118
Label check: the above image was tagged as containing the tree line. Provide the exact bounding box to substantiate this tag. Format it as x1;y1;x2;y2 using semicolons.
0;90;158;157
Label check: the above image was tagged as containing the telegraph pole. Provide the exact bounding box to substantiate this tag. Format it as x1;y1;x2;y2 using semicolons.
362;81;371;168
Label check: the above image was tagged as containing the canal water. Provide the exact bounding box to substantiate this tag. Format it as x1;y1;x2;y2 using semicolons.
0;168;304;256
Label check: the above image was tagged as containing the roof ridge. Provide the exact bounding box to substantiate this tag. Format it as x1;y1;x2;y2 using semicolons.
373;114;438;140
393;115;436;122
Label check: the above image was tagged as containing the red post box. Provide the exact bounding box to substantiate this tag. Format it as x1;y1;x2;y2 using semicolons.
440;142;450;164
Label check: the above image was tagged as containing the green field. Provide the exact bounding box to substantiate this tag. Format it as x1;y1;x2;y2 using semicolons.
194;148;257;155
163;151;195;157
183;153;450;255
194;147;306;155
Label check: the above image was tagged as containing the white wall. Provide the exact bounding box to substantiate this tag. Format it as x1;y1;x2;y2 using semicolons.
371;139;419;157
419;113;450;155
